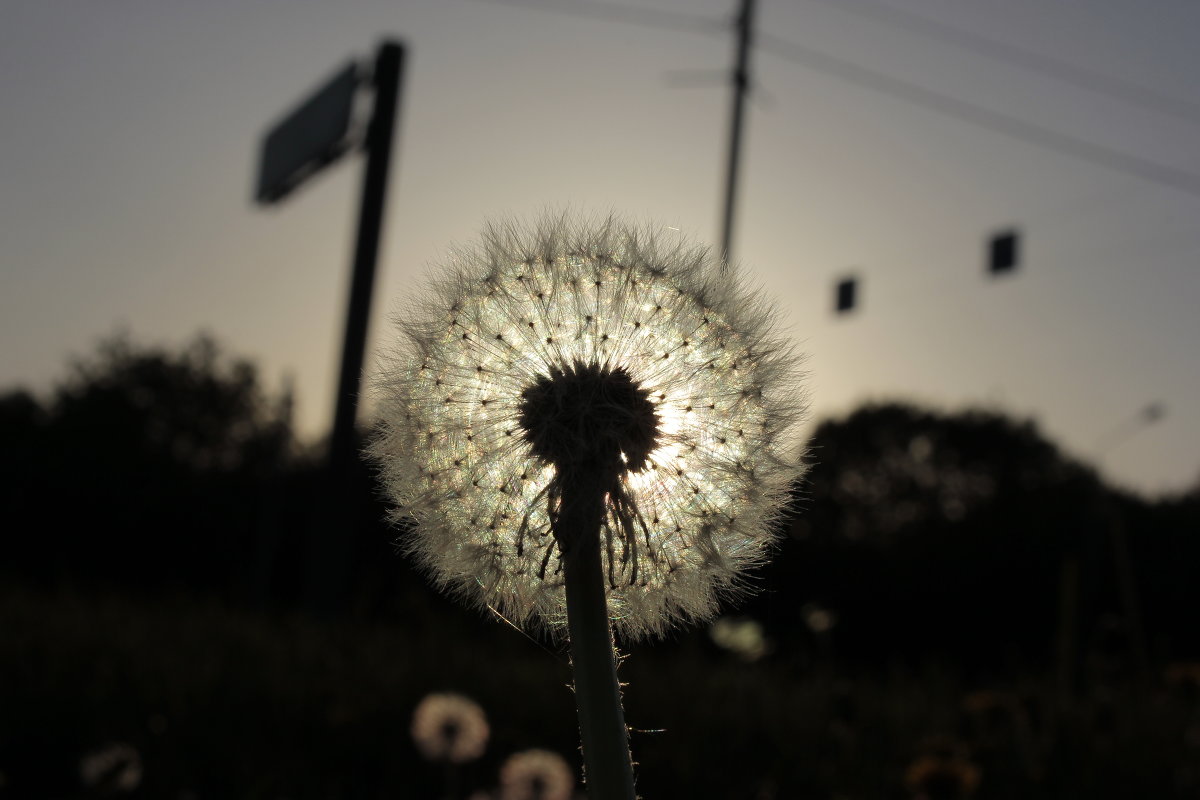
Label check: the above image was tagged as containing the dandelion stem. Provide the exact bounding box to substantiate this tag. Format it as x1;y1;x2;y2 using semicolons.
558;473;638;800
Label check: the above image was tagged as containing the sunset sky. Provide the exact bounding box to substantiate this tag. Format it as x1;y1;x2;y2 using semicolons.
3;0;1198;496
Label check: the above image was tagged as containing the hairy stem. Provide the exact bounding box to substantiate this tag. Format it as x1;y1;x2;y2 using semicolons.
558;474;638;800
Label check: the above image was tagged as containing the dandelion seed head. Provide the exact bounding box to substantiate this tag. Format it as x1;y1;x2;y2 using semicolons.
410;692;490;763
498;748;574;800
371;213;808;639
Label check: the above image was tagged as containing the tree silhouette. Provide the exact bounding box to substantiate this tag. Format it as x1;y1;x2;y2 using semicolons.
757;402;1113;669
4;332;289;594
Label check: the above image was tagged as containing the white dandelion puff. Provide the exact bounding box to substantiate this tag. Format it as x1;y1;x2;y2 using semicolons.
410;692;490;764
370;213;807;640
498;749;574;800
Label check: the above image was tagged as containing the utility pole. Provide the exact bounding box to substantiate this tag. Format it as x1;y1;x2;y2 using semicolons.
474;0;754;266
720;0;756;268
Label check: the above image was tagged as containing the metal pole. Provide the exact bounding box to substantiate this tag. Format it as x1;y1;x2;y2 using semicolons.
307;41;404;614
719;0;755;269
328;40;404;476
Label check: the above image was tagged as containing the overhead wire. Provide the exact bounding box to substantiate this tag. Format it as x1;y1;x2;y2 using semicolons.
467;0;723;35
800;0;1200;126
473;0;1200;201
755;31;1200;201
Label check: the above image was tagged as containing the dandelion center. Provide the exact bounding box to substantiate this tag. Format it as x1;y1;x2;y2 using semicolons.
517;361;660;477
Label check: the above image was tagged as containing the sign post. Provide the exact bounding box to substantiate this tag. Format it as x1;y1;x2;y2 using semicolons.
255;40;406;612
329;41;403;481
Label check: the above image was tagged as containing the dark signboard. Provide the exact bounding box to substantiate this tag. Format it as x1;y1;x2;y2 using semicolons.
255;63;360;204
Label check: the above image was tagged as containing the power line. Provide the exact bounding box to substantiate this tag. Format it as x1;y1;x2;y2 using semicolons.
468;0;722;35
471;0;1200;216
802;0;1200;126
756;31;1200;200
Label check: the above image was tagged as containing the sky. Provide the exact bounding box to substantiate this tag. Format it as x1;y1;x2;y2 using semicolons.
2;0;1198;497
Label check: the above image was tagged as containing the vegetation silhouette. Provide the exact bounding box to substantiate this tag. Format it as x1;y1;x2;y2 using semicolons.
1;333;1197;798
759;403;1109;671
773;403;1199;667
4;333;290;596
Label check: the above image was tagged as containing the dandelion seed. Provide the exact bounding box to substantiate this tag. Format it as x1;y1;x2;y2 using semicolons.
411;692;490;764
498;749;574;800
370;213;807;639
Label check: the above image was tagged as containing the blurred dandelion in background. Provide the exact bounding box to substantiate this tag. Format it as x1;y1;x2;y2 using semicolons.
498;749;574;800
802;602;837;634
411;692;490;764
371;213;807;639
79;742;142;793
903;737;981;800
710;615;771;661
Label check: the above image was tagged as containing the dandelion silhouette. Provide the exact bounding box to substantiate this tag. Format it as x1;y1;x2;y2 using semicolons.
372;213;807;798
